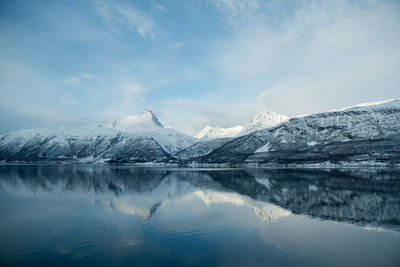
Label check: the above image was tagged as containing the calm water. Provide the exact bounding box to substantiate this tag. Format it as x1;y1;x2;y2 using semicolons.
0;165;399;266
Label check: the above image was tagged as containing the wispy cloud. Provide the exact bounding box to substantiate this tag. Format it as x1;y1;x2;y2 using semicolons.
63;77;80;83
80;73;94;80
1;0;399;135
210;0;400;116
119;84;147;110
63;73;95;83
152;3;166;13
60;94;82;105
168;41;188;49
208;0;262;24
93;0;156;39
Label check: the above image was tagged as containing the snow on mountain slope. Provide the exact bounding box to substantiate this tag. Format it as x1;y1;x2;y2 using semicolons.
195;110;289;140
98;110;164;131
175;138;233;161
0;126;174;163
195;125;243;139
330;98;399;112
239;110;290;135
1;100;398;165
0;110;196;162
98;110;196;154
202;99;400;165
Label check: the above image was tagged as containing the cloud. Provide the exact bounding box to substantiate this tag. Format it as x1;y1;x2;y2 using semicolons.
123;84;146;96
63;77;80;83
93;0;156;39
158;98;259;135
60;94;82;105
168;41;188;49
119;84;147;110
152;3;166;13
208;0;262;23
63;73;95;83
80;73;94;80
209;0;400;116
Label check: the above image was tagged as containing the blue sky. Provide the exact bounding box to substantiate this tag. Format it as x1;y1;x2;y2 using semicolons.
0;0;399;135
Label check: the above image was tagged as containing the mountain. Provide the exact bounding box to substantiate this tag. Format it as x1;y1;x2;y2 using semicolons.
201;99;400;167
98;110;164;131
0;110;195;163
239;110;290;135
195;126;243;139
175;138;233;161
97;110;196;154
0;100;399;166
195;109;289;139
0;127;174;163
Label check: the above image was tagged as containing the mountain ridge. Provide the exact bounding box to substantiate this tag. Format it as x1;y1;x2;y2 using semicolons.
0;100;399;166
200;99;400;166
195;109;289;140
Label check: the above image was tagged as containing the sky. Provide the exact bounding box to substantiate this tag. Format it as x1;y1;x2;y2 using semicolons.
0;0;399;136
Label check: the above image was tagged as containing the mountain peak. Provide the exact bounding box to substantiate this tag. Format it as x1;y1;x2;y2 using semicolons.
195;109;290;139
195;125;243;139
98;110;164;132
138;110;164;128
249;110;285;124
239;110;289;135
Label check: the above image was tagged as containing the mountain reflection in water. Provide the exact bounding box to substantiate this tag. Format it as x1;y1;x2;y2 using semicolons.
0;165;400;267
0;165;399;227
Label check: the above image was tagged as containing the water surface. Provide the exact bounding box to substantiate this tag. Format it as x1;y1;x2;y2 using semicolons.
0;165;399;266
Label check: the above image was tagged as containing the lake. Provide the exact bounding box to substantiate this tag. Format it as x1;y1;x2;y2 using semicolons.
0;165;399;266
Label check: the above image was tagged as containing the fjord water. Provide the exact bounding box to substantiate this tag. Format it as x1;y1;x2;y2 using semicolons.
0;165;399;266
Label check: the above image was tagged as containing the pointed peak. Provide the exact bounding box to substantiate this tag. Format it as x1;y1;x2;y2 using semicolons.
138;110;163;128
251;109;289;122
240;109;290;135
98;110;164;132
139;110;155;116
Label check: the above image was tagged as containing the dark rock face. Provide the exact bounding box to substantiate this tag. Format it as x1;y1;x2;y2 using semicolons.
175;138;233;161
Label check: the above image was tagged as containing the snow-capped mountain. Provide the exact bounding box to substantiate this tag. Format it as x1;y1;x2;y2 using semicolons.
201;99;400;166
98;110;164;132
239;110;290;135
0;110;195;163
195;109;289;139
0;126;173;163
175;138;233;161
195;126;243;139
0;100;399;166
97;110;196;154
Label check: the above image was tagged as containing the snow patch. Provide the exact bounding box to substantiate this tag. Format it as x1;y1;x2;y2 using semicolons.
195;125;243;139
330;99;400;112
195;109;289;139
307;141;318;146
256;178;272;190
308;185;318;191
239;110;290;135
255;143;271;153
